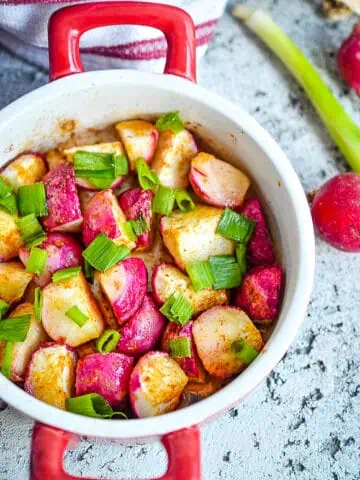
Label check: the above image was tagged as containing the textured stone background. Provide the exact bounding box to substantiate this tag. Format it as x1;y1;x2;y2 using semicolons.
1;0;360;478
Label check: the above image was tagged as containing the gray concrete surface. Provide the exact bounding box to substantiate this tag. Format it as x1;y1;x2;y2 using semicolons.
0;0;360;478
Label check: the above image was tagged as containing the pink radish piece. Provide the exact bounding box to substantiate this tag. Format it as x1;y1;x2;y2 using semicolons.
1;153;47;192
234;266;283;322
24;342;77;409
97;258;147;326
75;352;134;409
189;152;250;208
19;233;83;287
0;261;33;305
119;188;153;250
115;120;159;170
82;189;135;249
0;210;22;262
117;294;166;356
311;173;360;252
129;351;188;418
241;199;275;266
161;321;206;383
192;306;263;378
42;163;83;233
338;23;360;94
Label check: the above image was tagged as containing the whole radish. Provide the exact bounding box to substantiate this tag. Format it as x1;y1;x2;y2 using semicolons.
338;23;360;95
311;173;360;252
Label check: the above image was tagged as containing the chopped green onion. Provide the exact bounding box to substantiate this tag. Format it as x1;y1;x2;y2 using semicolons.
0;315;31;342
135;158;160;190
130;217;150;237
52;266;81;283
0;178;12;199
34;288;43;322
87;177;114;189
231;338;259;364
66;393;127;419
75;169;115;179
1;342;13;378
156;111;185;134
96;329;121;353
73;151;114;171
17;182;48;217
114;155;129;177
236;243;247;275
152;186;176;215
83;233;130;272
0;193;18;215
175;189;195;212
66;306;88;327
16;214;47;248
84;259;94;283
160;293;194;326
168;338;191;358
209;255;242;289
0;300;9;319
208;255;237;266
123;221;137;242
25;247;48;275
216;208;255;243
186;261;214;292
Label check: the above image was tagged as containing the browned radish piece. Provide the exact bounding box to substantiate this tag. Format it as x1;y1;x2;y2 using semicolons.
189;153;250;209
97;258;147;326
42;272;105;347
64;142;126;190
0;262;33;305
46;149;66;170
160;206;235;270
115;120;159;170
151;130;198;189
117;294;166;357
19;233;83;287
42;163;83;233
76;353;134;409
0;303;48;382
118;188;153;250
24;342;77;409
78;189;96;212
161;321;206;383
82;189;136;249
89;275;118;330
234;266;283;322
1;153;47;192
23;281;37;304
184;377;224;398
152;263;228;316
192;306;263;378
76;341;98;358
129;351;188;418
0;210;22;262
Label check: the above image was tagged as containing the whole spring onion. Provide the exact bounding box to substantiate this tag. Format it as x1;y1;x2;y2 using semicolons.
231;338;259;365
52;266;81;283
0;315;31;342
16;214;47;248
168;337;191;358
0;300;9;319
83;233;130;272
96;329;121;353
66;306;88;327
1;342;13;378
232;5;360;173
34;288;43;322
25;247;48;275
186;261;214;292
17;182;48;217
160;293;194;326
66;393;127;419
156;111;185;134
135;158;160;190
152;186;176;215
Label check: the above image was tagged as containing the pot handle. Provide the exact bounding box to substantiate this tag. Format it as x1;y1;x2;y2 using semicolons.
30;422;201;480
48;1;196;83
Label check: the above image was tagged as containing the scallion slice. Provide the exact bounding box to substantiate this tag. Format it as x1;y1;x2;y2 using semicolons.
209;255;242;290
231;339;259;364
1;342;13;378
135;158;160;190
87;177;115;189
66;393;127;419
66;306;88;327
83;233;130;272
17;182;48;217
216;208;255;243
130;217;150;237
209;255;237;265
123;221;137;242
0;315;31;342
34;287;43;322
16;214;47;248
168;338;191;358
0;193;18;215
84;259;94;283
73;151;114;172
75;169;115;179
236;243;247;275
186;261;214;292
152;186;176;215
25;247;48;275
156;111;185;134
114;155;129;177
175;189;195;212
52;266;81;283
96;329;121;353
160;293;194;326
0;300;9;319
0;178;12;199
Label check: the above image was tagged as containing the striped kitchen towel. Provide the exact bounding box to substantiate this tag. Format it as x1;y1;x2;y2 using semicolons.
0;0;227;72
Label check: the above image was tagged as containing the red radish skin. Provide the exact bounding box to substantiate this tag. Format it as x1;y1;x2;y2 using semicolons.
241;199;275;266
338;23;360;94
117;294;166;356
234;266;283;322
311;173;360;252
119;188;153;250
42;163;83;233
19;233;83;287
75;352;134;409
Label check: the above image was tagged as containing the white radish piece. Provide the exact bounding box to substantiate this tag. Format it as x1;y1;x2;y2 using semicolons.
0;261;33;305
0;210;22;262
1;153;47;192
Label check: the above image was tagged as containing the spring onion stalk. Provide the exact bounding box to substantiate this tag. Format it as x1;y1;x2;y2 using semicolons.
17;182;48;217
232;5;360;173
123;221;137;242
83;259;94;283
130;217;150;236
34;288;43;322
175;189;195;212
0;315;31;342
66;393;127;419
0;300;9;319
52;266;81;283
83;233;130;272
96;329;121;353
236;243;247;275
114;155;129;177
66;306;88;327
0;193;18;215
186;261;214;292
73;151;114;172
25;247;48;275
168;338;191;358
152;186;176;215
231;338;259;364
1;342;13;378
135;158;160;190
0;178;12;198
216;208;255;243
156;111;184;133
209;255;242;290
160;293;194;326
16;214;47;248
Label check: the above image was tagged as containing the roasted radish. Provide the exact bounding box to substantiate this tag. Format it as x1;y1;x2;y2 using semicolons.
89;275;119;330
1;153;47;192
0;210;22;262
0;261;33;304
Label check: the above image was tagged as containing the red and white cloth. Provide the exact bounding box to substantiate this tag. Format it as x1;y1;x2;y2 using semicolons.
0;0;227;71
